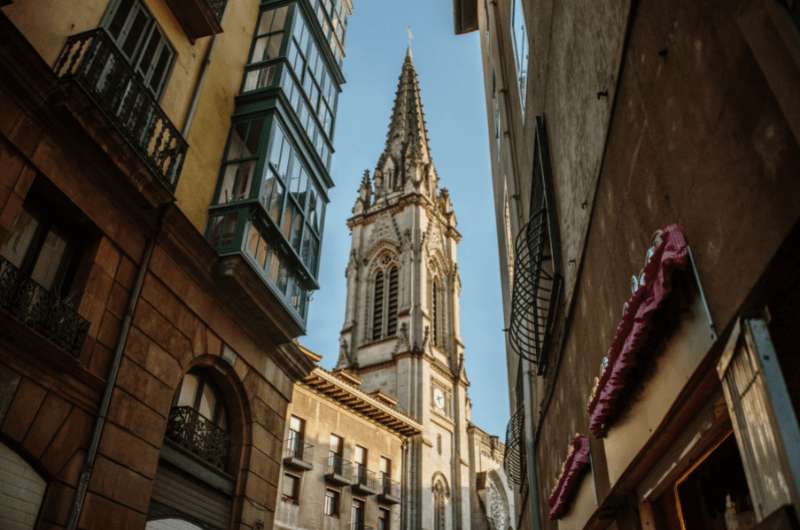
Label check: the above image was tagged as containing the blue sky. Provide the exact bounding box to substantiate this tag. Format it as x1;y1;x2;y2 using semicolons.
302;0;509;437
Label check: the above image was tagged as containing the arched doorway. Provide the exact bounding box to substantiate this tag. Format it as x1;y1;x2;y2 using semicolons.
432;475;450;530
0;441;46;530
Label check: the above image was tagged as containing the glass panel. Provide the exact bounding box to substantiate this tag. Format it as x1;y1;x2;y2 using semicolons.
148;44;172;95
30;229;68;290
217;161;255;204
511;0;528;109
208;212;238;248
244;64;279;92
107;0;135;40
226;122;250;161
281;474;298;502
265;175;285;223
199;383;217;420
380;457;390;475
0;209;39;268
354;446;365;464
330;434;342;454
252;34;283;63
290;212;303;253
177;373;199;407
121;9;150;58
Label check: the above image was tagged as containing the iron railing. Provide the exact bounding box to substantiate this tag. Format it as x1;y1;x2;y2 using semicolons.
380;475;400;498
54;28;187;191
0;257;89;357
503;407;525;487
284;433;314;463
355;465;378;491
166;406;229;470
508;208;562;373
327;454;354;479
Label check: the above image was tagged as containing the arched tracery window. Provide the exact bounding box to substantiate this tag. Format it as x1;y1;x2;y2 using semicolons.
430;274;445;349
370;253;399;341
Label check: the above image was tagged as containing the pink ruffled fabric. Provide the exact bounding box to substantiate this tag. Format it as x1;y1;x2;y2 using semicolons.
587;224;689;438
548;435;591;520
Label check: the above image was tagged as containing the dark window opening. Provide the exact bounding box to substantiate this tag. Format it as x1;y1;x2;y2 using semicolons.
282;473;301;504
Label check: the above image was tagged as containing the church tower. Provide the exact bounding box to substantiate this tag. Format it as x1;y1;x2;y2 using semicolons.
338;50;472;530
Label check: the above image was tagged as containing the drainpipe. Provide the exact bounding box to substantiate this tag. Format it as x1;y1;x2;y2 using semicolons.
181;35;217;137
66;208;165;530
522;358;542;530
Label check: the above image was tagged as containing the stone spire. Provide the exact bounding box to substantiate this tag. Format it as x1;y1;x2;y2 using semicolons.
352;169;372;214
373;50;438;198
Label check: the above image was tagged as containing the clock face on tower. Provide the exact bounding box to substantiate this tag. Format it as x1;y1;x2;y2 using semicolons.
433;387;446;411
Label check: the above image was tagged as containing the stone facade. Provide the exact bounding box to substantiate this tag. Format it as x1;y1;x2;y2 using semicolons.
274;350;421;530
334;51;514;530
454;0;800;529
0;1;351;529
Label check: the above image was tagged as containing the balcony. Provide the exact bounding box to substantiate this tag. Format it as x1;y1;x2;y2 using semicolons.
283;435;314;471
54;29;187;195
325;454;355;486
352;466;379;495
0;257;89;358
503;407;525;488
166;0;227;40
166;406;229;470
378;476;400;504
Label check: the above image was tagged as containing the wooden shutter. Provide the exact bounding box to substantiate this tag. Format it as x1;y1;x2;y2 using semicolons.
717;317;800;521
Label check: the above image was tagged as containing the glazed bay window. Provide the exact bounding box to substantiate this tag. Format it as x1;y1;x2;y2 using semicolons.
207;113;326;323
307;0;352;65
240;3;340;169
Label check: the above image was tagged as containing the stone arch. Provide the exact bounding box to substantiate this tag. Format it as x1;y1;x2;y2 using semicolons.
432;473;450;530
480;468;515;530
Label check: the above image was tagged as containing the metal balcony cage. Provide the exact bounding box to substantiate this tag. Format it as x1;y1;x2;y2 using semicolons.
503;407;525;487
508;116;562;375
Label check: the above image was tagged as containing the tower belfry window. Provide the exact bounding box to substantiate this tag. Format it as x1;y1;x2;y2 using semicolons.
386;266;399;335
372;270;384;340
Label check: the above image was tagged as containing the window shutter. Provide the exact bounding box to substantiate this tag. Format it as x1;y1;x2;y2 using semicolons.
372;271;384;340
387;266;399;336
717;317;800;521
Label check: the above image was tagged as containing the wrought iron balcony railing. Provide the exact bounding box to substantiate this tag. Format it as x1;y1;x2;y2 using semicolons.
54;29;187;191
325;454;355;485
166;406;229;470
283;434;314;470
353;465;379;494
503;407;525;488
0;257;89;357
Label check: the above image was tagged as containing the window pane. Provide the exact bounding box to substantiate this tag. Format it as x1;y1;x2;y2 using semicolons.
0;208;39;268
122;9;150;58
30;229;68;290
107;0;135;39
330;434;342;454
208;212;238;248
177;373;199;407
281;474;298;502
354;446;365;464
217;161;255;204
199;383;217;420
227;122;250;160
148;44;172;95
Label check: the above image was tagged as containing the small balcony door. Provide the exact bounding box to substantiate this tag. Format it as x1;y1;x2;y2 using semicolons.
288;416;305;459
354;445;367;482
350;499;364;530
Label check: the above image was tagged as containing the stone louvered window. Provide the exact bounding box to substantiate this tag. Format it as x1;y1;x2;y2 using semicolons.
369;254;400;341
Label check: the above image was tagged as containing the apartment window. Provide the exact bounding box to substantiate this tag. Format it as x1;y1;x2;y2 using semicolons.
378;508;390;530
242;5;289;92
324;488;340;516
379;456;391;482
174;372;227;429
103;0;175;97
354;445;367;482
329;433;344;472
510;0;528;110
350;499;365;530
281;473;300;504
287;416;305;458
1;207;82;301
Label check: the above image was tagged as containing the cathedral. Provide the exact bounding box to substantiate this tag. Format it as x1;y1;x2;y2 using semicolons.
333;49;515;530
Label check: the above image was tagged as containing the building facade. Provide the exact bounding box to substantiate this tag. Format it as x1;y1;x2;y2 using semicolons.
274;347;422;530
0;0;351;528
453;0;800;529
334;50;513;530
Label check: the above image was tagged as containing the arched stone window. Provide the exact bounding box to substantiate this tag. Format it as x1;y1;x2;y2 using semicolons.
369;253;400;341
430;275;445;349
